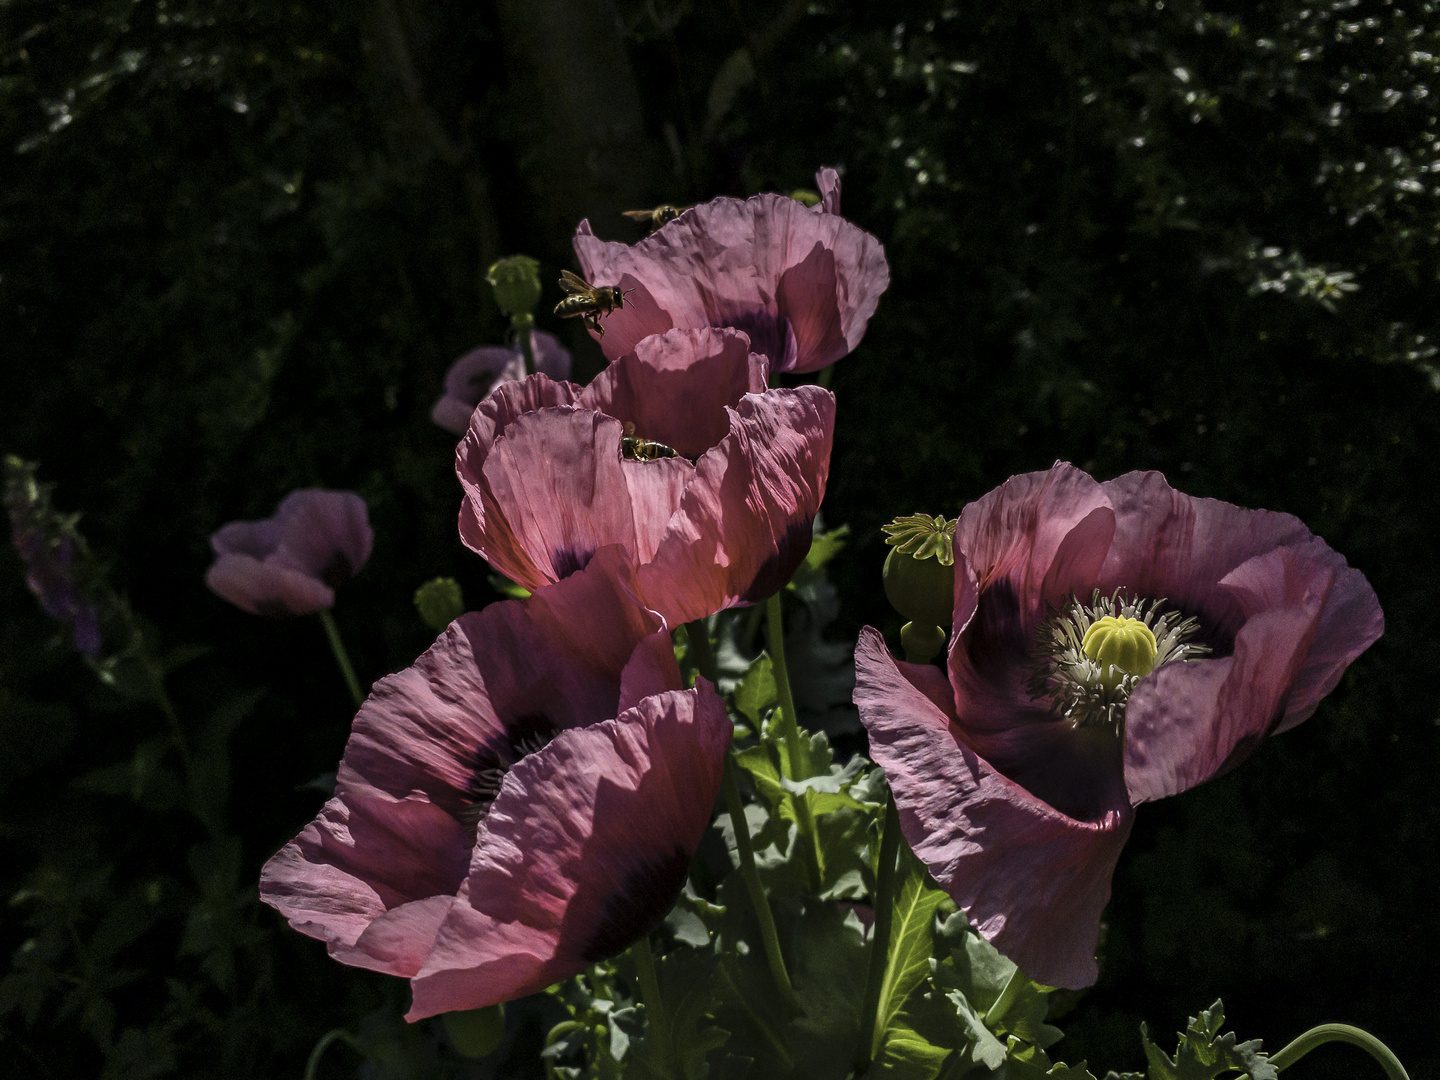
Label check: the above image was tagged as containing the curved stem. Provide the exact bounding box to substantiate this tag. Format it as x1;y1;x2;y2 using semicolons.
318;609;364;708
855;792;901;1074
1271;1023;1409;1080
303;1028;365;1080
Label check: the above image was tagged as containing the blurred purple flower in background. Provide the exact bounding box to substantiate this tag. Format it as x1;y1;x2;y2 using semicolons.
4;455;102;658
430;331;572;436
206;489;373;617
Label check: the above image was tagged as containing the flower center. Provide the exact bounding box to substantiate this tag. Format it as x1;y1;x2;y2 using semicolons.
1029;590;1207;735
457;717;557;830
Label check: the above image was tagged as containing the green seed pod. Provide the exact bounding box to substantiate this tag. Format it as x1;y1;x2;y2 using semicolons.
414;577;465;632
900;621;948;665
486;255;543;319
881;514;958;629
442;1004;505;1059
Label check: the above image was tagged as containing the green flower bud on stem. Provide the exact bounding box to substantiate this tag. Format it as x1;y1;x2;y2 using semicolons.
882;514;958;664
414;577;465;632
442;1004;505;1059
485;255;543;319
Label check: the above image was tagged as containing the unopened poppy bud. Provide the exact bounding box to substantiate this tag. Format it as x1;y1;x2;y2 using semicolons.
881;514;957;629
414;577;465;632
789;188;821;207
486;255;543;319
442;1004;505;1058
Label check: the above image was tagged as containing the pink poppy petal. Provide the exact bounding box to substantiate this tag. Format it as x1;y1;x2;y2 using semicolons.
855;629;1132;989
579;327;767;458
210;517;281;559
620;456;692;563
1122;545;1341;803
205;552;335;616
814;167;842;215
331;895;456;977
617;629;686;713
1098;470;1316;638
638;386;835;626
259;790;471;975
408;684;730;1017
432;346;526;435
272;489;374;586
774;243;850;373
465;407;639;588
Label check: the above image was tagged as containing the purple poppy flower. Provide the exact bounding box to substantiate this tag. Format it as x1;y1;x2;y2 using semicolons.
571;168;890;374
431;332;573;436
455;326;834;626
854;463;1383;989
206;489;373;617
259;547;730;1018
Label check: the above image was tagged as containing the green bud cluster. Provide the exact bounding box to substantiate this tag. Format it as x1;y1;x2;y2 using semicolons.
414;577;465;632
486;255;543;319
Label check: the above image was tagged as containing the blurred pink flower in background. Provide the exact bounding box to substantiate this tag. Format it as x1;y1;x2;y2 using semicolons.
455;326;835;625
572;168;889;374
430;331;572;436
855;462;1382;989
206;489;372;616
259;548;730;1018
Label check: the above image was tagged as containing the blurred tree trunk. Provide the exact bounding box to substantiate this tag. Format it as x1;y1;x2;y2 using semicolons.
493;0;659;260
360;0;502;274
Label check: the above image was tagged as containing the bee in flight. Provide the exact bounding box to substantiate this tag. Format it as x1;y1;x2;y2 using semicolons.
620;421;679;462
554;270;631;336
621;204;691;233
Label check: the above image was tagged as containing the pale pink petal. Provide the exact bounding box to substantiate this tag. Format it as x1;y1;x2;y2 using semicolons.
259;791;471;975
272;489;374;587
620;456;692;564
579;327;767;458
462;407;638;590
432;334;575;436
637;386;835;625
1122;543;1365;803
573;186;889;372
205;552;334;616
855;628;1132;990
814;167;842;214
211;518;281;559
408;684;730;1018
1097;470;1315;640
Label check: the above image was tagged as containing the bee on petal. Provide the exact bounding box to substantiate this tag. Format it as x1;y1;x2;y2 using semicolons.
620;421;679;462
621;204;691;233
554;270;631;336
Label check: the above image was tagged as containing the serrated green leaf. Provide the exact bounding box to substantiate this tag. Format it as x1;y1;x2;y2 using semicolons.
734;654;779;728
1135;1002;1277;1080
871;1022;954;1080
787;524;851;594
870;844;948;1063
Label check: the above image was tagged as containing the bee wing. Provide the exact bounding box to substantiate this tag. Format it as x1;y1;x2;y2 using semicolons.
621;209;656;222
558;269;593;294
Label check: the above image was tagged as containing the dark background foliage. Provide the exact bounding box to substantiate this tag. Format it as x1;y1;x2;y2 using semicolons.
1;0;1436;1076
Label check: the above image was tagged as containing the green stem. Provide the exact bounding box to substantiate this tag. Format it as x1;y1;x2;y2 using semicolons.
686;618;801;1015
304;1028;365;1080
765;594;823;889
632;936;669;1060
685;619;719;686
1271;1023;1409;1080
514;315;537;377
720;755;803;1015
318;609;364;708
855;793;902;1074
817;365;834;390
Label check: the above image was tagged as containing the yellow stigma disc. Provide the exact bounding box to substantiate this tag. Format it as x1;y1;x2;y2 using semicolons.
1081;615;1158;679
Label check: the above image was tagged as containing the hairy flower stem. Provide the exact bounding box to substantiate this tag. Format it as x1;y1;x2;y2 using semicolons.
766;594;823;891
514;315;537;377
318;609;364;708
855;793;902;1074
686;620;802;1016
632;935;674;1074
1271;1023;1409;1080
